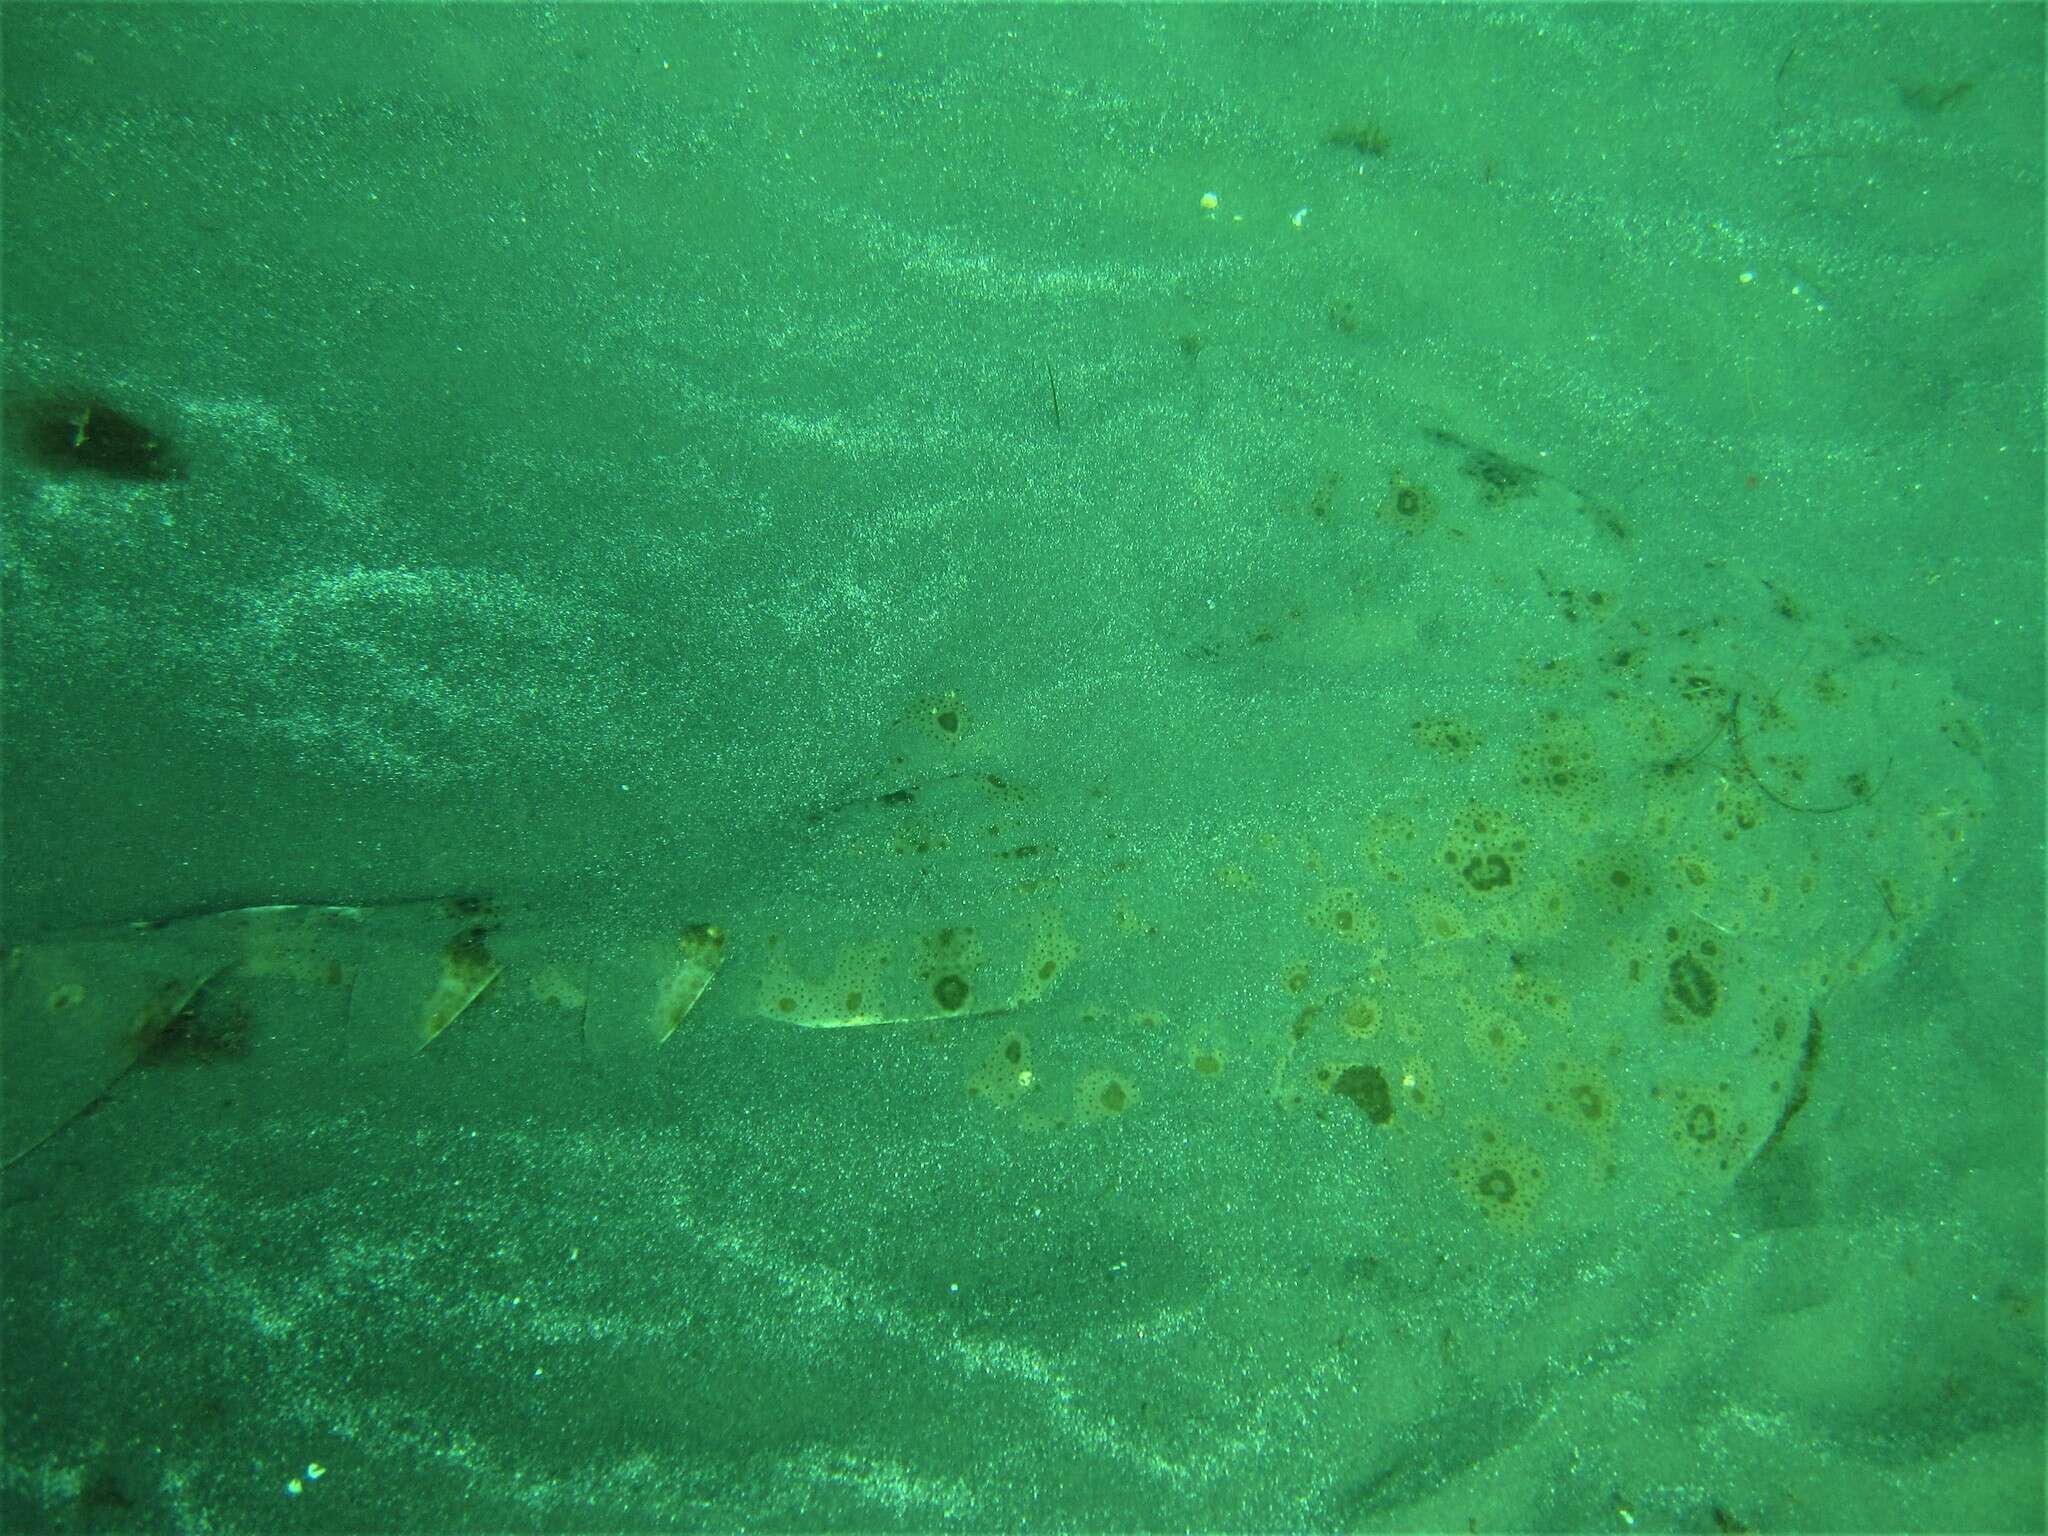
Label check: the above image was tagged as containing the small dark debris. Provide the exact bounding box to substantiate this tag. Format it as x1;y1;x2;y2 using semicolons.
79;1461;139;1523
1897;79;1973;114
19;395;183;480
1325;121;1391;158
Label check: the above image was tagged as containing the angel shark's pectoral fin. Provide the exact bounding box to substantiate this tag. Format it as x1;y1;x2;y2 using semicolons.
1;934;230;1167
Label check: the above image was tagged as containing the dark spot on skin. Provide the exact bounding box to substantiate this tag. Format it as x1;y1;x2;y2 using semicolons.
1333;1064;1394;1125
1668;952;1719;1017
1462;853;1513;892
